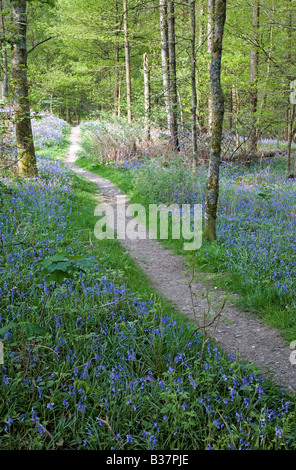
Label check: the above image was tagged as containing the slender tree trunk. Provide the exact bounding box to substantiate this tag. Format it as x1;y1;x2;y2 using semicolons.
66;108;72;124
204;0;226;242
285;0;292;143
190;0;198;171
287;104;295;175
178;90;184;133
196;0;205;128
249;1;260;154
114;0;120;115
257;16;273;130
228;86;233;131
159;0;172;130
167;0;179;150
114;42;120;115
0;0;8;96
123;0;132;122
117;81;121;117
207;0;214;133
234;85;240;148
11;0;37;177
143;52;151;142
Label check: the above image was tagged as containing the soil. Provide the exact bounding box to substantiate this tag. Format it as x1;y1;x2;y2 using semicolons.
66;126;296;394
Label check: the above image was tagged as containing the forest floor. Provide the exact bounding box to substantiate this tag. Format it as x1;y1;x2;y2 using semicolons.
66;125;296;394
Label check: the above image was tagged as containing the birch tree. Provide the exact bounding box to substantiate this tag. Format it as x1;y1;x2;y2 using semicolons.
123;0;132;122
189;0;198;171
143;52;150;142
204;0;226;242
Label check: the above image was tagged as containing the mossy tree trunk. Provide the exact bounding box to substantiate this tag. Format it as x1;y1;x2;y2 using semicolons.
167;0;179;151
204;0;226;242
11;0;37;177
190;0;198;172
0;0;9;96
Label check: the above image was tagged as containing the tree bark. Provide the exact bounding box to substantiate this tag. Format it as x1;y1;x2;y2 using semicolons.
196;0;206;128
159;0;172;130
204;0;226;242
114;41;120;115
190;0;198;171
249;1;260;154
114;0;120;115
207;0;215;133
167;0;179;150
0;0;8;96
143;52;151;142
288;103;295;175
11;0;37;177
228;86;233;131
123;0;132;122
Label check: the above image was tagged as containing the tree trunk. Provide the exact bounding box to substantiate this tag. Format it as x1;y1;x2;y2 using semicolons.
196;0;206;128
159;0;172;130
114;37;120;115
207;0;215;134
114;0;120;115
234;85;240;148
249;1;260;154
117;81;121;117
285;0;292;145
66;108;72;124
167;0;179;150
11;0;37;177
257;15;273;131
190;0;198;171
287;104;295;175
0;0;9;96
204;0;226;242
123;0;132;122
143;52;151;142
228;86;233;131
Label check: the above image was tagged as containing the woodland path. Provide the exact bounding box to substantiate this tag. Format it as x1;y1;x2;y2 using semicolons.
65;126;296;394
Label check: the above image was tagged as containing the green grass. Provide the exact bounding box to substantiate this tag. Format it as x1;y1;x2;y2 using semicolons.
36;129;71;161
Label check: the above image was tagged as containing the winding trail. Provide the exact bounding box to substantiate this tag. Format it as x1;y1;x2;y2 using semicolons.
66;126;296;393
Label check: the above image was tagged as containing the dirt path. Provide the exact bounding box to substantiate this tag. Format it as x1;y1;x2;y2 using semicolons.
66;126;296;394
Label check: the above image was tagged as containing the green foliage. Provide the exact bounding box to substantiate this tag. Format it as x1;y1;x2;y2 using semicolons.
37;253;96;284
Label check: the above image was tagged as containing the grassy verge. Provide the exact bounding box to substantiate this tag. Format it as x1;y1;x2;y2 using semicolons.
1;129;296;450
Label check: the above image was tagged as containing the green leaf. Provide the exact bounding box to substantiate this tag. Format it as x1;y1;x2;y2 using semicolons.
37;254;96;284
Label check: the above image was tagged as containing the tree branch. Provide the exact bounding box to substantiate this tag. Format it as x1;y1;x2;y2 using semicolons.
27;36;56;55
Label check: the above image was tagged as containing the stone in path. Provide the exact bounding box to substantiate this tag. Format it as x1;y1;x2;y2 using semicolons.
65;126;296;394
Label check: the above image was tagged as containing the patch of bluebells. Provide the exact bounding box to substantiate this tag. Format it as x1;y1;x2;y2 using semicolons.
0;134;295;450
31;114;70;149
128;156;296;311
